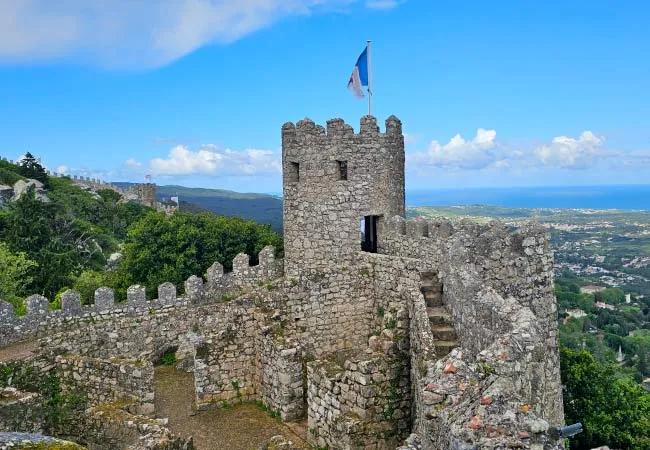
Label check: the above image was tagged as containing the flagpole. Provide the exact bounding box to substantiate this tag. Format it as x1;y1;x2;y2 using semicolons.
367;40;372;116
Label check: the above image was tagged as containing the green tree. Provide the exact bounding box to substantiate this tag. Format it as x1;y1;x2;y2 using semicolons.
118;211;282;296
17;152;48;185
0;188;101;298
0;242;38;314
72;270;108;305
561;347;650;450
595;287;626;305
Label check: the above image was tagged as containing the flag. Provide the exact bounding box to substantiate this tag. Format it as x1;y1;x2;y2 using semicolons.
348;46;369;99
170;196;179;204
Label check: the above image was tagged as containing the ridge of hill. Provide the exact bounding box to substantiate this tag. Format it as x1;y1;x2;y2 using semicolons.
114;183;283;230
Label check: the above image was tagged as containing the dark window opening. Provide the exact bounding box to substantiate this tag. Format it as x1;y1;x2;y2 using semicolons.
336;160;348;180
361;215;379;253
288;161;300;182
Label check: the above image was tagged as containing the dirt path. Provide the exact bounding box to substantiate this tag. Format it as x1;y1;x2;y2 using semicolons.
0;340;38;362
153;365;308;450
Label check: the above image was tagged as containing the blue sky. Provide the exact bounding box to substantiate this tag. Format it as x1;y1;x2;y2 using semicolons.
0;0;648;193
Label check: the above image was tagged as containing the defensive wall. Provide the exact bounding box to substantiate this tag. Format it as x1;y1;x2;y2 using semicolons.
0;117;565;450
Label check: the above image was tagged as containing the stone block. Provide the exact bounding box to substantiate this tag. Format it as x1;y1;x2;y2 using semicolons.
127;285;147;306
61;290;82;314
206;262;224;283
0;300;14;321
157;282;176;304
184;275;204;304
25;294;48;315
94;287;115;310
233;253;250;273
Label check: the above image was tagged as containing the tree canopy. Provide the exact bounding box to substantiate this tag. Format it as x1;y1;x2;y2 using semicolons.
17;152;48;185
561;347;650;450
117;211;282;296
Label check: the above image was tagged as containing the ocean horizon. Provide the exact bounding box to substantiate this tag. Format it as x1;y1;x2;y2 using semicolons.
406;184;650;211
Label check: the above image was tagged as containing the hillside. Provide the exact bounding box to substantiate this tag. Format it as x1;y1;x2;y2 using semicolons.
115;183;283;230
0;157;282;311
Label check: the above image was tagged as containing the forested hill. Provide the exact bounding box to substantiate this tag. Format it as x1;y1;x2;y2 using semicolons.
0;155;282;314
114;183;283;231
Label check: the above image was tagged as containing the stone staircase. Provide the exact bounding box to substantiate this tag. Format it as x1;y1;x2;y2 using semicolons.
421;274;458;357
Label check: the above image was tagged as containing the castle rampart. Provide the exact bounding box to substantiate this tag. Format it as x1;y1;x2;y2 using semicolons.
0;117;565;450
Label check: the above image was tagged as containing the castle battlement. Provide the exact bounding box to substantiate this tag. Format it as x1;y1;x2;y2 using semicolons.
0;246;283;346
0;117;565;450
380;215;548;254
282;115;402;140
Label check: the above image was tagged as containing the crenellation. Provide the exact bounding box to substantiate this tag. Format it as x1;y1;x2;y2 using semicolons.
26;294;48;315
94;287;115;310
127;284;147;306
232;252;251;273
206;261;224;283
184;275;204;304
157;282;177;305
61;290;82;314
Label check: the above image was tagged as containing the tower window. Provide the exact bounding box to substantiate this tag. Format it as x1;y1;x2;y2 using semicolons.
336;160;348;181
288;161;300;182
361;215;379;253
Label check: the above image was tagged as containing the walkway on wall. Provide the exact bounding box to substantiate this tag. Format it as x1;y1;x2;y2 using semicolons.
0;339;38;363
154;365;308;450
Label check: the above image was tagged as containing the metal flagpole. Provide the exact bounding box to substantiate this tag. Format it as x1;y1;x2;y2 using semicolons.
367;40;372;116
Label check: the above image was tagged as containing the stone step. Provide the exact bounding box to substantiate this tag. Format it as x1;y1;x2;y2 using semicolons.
433;340;458;356
421;282;442;292
427;307;451;325
422;290;443;307
430;325;456;341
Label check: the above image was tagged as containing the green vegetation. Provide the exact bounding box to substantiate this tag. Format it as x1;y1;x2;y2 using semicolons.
160;350;177;366
0;155;283;309
0;158;150;305
561;347;650;450
116;210;281;297
0;242;37;314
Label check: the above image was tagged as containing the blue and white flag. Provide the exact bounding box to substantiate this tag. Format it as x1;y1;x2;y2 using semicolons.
348;46;369;98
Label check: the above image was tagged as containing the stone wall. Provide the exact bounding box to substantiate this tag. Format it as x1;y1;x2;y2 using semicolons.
307;349;410;450
0;387;43;433
55;354;154;415
305;265;412;450
192;301;259;409
256;328;304;421
0;246;282;347
81;403;194;450
378;216;564;426
282;116;405;278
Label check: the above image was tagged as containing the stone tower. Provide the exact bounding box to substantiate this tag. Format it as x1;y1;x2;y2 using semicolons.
282;115;405;276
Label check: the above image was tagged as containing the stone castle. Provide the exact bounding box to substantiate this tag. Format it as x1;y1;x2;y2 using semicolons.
0;116;564;449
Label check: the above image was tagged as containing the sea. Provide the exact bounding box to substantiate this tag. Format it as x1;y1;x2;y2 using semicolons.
406;185;650;211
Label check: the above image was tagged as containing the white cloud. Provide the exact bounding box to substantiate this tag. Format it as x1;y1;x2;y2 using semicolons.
409;128;500;170
148;144;281;176
55;165;69;174
534;131;605;169
407;128;644;174
0;0;386;68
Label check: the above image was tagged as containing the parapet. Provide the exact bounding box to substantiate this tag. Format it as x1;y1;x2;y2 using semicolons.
0;245;283;347
380;215;549;259
282;115;403;144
